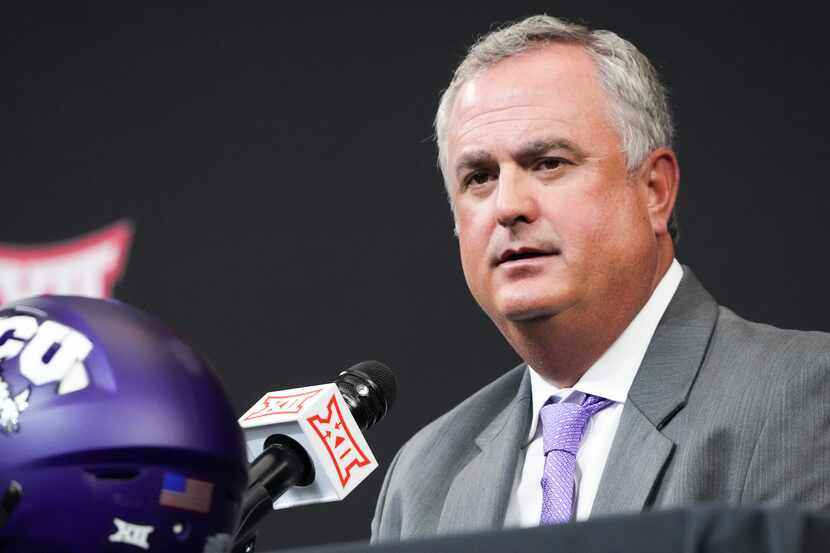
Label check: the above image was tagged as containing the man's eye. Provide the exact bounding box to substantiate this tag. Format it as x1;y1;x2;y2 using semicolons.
536;158;567;171
464;172;493;188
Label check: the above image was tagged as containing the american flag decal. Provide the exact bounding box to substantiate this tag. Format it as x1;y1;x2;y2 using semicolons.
159;473;213;514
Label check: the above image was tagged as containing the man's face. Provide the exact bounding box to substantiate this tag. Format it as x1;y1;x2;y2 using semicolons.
446;43;659;331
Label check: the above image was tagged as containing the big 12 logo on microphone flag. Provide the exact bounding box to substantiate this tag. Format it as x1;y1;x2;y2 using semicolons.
0;219;133;303
239;384;378;509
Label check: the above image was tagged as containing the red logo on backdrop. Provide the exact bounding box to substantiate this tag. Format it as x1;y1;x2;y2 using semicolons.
243;388;323;421
0;220;133;304
307;395;370;487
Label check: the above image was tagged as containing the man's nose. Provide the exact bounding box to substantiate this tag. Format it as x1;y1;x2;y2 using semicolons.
495;168;538;227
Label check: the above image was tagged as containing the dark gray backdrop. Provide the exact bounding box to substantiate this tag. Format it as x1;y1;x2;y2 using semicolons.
3;2;829;550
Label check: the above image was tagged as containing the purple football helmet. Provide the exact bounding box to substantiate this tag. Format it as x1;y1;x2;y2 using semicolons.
0;296;248;553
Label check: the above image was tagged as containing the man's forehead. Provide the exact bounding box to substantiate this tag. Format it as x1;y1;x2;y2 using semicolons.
453;81;552;122
451;43;601;120
446;43;612;162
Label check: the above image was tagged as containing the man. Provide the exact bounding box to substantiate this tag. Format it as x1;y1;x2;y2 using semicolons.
371;15;830;542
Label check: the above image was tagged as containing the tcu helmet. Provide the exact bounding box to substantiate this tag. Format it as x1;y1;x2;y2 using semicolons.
0;296;248;553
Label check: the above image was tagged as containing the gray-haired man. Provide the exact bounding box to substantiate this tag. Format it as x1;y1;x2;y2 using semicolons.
372;15;830;541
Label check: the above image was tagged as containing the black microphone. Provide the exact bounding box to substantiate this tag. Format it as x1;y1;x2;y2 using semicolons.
333;360;397;432
234;361;396;551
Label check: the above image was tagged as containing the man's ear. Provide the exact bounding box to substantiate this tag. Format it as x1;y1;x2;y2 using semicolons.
639;147;680;237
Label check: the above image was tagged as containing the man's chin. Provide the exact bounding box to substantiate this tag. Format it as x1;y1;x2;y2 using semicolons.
492;281;572;323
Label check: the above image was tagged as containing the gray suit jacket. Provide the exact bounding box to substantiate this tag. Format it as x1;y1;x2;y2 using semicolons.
371;268;830;541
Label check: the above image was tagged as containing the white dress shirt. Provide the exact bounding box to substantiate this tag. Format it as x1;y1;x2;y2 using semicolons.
503;259;683;528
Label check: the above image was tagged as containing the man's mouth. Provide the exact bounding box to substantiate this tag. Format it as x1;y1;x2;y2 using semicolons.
496;247;556;266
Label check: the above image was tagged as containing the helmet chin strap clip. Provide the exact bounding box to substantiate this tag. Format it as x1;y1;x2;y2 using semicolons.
0;481;23;529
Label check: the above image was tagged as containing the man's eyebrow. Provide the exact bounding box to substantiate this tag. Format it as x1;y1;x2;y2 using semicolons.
514;138;587;163
454;151;496;177
453;139;588;177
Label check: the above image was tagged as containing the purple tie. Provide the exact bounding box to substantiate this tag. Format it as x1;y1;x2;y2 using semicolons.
539;393;613;525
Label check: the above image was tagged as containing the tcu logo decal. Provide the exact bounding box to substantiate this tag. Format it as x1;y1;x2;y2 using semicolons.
0;315;93;391
0;219;132;304
0;314;93;434
307;396;370;487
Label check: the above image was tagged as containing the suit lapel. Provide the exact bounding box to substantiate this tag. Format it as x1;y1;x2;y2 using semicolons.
590;401;675;516
592;267;719;516
437;368;532;534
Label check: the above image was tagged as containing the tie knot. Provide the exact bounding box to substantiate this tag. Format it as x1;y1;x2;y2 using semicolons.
540;394;612;456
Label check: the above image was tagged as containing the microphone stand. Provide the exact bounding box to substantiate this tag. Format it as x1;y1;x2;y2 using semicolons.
233;435;314;553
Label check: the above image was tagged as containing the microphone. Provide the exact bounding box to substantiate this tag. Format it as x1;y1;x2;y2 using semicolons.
234;361;396;544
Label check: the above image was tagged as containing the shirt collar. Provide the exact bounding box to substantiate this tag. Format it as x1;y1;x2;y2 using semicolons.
524;259;684;443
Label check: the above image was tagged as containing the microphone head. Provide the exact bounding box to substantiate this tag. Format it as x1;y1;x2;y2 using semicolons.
336;360;396;431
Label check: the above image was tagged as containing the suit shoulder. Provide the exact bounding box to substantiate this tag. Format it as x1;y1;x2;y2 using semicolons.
713;306;830;377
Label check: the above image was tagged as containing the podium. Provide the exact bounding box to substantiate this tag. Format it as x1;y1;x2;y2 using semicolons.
266;505;830;553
